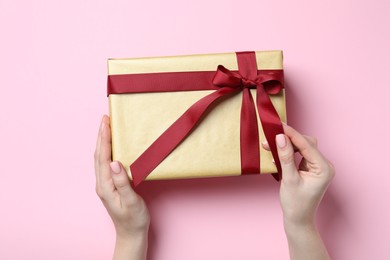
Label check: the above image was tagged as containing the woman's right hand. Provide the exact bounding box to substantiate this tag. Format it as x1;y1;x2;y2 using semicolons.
268;123;335;225
263;123;335;260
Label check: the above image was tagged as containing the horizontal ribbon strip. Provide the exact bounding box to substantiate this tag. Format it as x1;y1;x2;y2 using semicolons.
107;51;285;186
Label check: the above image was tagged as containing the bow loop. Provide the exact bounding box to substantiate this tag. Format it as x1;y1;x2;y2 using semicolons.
212;65;243;88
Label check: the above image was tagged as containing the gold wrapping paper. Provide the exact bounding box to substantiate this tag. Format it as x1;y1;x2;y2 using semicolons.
108;50;287;181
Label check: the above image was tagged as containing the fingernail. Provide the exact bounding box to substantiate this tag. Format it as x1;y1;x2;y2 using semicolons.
262;140;268;146
110;161;121;174
276;134;286;148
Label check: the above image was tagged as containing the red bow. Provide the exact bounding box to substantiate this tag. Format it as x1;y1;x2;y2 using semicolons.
211;62;284;178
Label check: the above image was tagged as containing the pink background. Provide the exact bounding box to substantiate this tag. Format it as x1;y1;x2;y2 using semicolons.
1;0;389;259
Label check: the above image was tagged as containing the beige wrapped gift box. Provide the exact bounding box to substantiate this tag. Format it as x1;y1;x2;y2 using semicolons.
108;50;286;182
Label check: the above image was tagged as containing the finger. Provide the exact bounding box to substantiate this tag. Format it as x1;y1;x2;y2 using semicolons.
261;140;271;150
275;134;298;181
94;116;106;186
95;116;105;159
282;124;322;163
98;115;115;194
99;115;111;165
304;135;317;146
262;140;298;152
110;161;138;202
262;135;316;151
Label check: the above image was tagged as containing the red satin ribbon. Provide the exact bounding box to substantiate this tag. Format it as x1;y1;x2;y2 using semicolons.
107;51;284;186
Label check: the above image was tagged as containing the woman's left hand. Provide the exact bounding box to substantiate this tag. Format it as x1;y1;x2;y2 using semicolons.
94;115;150;240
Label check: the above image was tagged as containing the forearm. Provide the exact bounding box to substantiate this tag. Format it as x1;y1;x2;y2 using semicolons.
284;219;330;260
113;230;149;260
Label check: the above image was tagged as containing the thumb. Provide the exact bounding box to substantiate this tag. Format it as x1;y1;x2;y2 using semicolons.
275;134;298;181
109;161;137;199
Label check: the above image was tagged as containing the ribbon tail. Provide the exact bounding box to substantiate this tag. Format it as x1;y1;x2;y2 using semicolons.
256;85;284;181
130;87;239;187
240;88;260;174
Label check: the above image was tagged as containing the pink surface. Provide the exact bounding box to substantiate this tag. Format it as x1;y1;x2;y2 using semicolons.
1;0;389;259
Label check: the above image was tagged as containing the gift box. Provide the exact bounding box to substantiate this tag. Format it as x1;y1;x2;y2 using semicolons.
107;50;287;186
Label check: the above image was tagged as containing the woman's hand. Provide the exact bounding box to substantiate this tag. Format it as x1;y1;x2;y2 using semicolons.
263;123;335;260
94;115;150;260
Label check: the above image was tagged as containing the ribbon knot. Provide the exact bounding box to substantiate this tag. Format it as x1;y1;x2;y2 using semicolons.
241;78;258;88
212;64;283;94
213;64;258;88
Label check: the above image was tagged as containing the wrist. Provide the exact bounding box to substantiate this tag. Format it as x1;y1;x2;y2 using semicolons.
113;229;149;260
115;219;150;240
282;208;316;232
283;217;330;260
116;227;149;244
283;217;317;236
